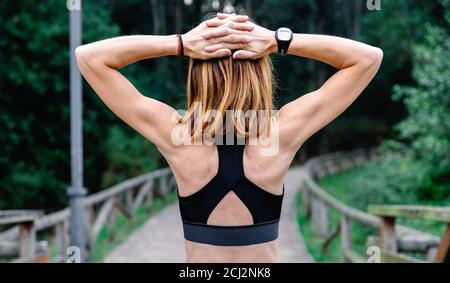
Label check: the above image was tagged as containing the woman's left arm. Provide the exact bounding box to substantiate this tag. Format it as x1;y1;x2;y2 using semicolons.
75;16;253;153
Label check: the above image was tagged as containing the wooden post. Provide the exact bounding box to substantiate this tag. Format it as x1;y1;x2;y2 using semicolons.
84;205;94;251
380;216;397;252
311;199;318;233
341;215;352;250
434;223;450;263
126;189;135;217
159;176;168;201
315;167;324;178
18;221;36;258
328;162;337;174
426;247;438;262
133;180;153;211
106;206;118;242
55;220;69;261
147;186;154;213
90;198;116;246
302;185;311;219
312;199;328;238
340;215;352;263
167;175;176;194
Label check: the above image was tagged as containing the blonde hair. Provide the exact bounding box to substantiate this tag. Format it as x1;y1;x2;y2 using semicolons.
180;55;275;141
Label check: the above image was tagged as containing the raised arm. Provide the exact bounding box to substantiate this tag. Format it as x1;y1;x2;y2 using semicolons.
277;34;383;150
75;16;253;153
204;14;383;151
75;35;178;153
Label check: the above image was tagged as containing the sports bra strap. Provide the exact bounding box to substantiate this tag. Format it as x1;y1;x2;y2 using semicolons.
217;140;245;186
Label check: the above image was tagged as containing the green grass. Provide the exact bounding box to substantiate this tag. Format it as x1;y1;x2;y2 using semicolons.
297;165;447;263
296;192;377;263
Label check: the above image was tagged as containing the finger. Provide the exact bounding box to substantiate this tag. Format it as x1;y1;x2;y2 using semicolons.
204;43;243;53
208;48;232;58
217;13;232;19
205;19;225;27
227;21;254;31
203;25;253;40
230;15;249;23
203;27;233;39
207;34;251;45
202;26;242;39
233;50;257;60
205;19;252;30
217;13;248;23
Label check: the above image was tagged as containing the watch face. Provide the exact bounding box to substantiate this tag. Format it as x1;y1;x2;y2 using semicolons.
277;28;292;41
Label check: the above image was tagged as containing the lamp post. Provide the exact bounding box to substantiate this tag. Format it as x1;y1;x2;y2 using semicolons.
67;0;87;262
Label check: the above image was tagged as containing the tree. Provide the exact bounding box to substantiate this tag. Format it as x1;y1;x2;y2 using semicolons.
389;7;450;200
0;0;120;210
349;2;450;207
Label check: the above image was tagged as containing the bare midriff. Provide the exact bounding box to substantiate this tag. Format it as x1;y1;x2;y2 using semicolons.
185;240;278;263
182;190;280;263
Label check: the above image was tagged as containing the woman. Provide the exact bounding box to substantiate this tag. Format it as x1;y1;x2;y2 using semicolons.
75;13;383;263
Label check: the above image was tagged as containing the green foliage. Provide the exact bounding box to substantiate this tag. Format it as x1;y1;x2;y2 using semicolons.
348;155;448;208
379;9;450;202
392;22;450;170
101;125;161;188
0;0;120;210
346;1;450;209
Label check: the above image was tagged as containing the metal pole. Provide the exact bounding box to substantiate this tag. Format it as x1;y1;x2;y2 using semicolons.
67;0;87;262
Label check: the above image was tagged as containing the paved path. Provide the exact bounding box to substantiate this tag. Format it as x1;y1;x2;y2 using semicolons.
104;167;313;263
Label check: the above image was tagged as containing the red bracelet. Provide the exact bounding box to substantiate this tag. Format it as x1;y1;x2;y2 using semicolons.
177;34;184;57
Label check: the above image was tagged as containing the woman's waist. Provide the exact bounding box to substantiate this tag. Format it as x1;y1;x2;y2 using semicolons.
184;239;278;263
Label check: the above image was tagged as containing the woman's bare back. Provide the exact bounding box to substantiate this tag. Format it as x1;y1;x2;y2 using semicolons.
164;120;295;262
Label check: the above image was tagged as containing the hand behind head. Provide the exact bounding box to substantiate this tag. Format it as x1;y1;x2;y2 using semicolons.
183;14;252;59
184;13;276;60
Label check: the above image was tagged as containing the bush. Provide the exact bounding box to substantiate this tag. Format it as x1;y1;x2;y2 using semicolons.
360;9;450;206
347;154;449;210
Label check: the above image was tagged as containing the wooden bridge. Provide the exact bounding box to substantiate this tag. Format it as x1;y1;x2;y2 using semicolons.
1;150;449;263
103;167;312;263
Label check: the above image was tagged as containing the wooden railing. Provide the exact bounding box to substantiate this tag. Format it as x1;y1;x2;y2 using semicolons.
301;149;441;262
0;167;176;262
368;205;450;263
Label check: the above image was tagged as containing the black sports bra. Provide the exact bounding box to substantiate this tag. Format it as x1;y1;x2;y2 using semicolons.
177;135;284;246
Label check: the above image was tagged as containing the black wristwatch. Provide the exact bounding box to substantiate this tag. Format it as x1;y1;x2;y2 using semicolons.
275;27;293;56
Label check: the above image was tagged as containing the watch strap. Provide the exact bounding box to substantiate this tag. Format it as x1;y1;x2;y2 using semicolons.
278;41;290;56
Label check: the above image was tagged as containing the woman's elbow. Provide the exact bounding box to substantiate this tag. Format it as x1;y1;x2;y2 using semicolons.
372;47;384;64
360;46;383;70
75;45;103;70
75;45;88;63
75;45;90;68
